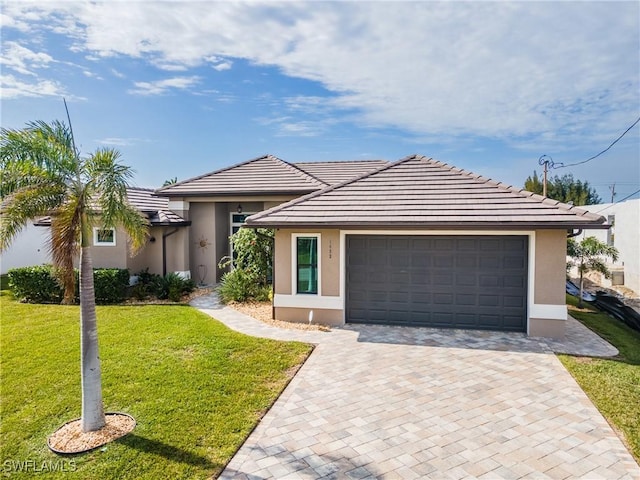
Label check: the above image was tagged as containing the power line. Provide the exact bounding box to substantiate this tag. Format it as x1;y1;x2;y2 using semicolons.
593;188;640;213
555;116;640;169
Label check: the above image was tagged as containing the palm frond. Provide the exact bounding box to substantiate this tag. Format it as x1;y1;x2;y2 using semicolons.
1;120;77;188
50;193;83;304
85;148;149;253
0;182;67;251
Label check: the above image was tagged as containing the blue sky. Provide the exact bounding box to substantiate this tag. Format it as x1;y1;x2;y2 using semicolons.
2;1;639;202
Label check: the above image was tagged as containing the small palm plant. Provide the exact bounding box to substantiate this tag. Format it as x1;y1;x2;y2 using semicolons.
1;120;149;433
567;236;619;307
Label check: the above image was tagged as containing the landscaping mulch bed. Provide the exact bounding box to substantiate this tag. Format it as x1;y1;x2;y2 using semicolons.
227;301;330;331
48;413;135;454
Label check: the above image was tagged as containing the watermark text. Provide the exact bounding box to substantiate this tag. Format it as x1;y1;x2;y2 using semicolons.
3;459;77;473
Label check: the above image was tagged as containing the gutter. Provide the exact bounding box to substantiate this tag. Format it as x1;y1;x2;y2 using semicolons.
162;228;180;277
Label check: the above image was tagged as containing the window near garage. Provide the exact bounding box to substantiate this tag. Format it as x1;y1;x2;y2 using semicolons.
93;227;116;246
296;236;318;294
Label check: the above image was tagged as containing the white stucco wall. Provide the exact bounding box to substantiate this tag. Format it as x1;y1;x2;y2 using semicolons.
1;224;51;274
580;198;639;294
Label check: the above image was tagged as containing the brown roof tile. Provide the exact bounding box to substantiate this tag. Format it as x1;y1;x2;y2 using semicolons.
156;155;327;196
246;155;607;229
293;160;389;185
34;188;189;227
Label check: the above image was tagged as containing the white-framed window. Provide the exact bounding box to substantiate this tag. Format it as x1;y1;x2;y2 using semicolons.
93;227;116;246
292;234;320;295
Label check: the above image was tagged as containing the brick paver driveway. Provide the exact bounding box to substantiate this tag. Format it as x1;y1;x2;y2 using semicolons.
191;294;640;479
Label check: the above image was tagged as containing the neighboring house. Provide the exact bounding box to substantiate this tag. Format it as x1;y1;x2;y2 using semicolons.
0;222;50;274
246;154;607;339
156;155;388;284
578;198;639;294
5;188;191;277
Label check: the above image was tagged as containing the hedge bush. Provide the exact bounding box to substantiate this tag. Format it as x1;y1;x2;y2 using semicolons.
7;265;130;304
93;268;130;304
7;265;65;304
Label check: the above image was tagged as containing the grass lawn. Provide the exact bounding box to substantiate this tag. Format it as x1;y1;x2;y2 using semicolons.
0;290;312;479
559;294;640;462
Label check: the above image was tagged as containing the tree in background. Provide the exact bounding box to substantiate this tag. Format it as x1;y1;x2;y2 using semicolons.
567;236;619;307
525;171;601;205
0;120;149;433
162;176;178;186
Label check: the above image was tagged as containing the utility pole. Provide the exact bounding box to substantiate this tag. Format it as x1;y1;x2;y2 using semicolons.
609;183;616;203
538;155;555;197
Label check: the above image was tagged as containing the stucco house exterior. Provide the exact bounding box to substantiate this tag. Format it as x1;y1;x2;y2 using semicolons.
3;188;191;277
577;198;639;294
6;153;609;340
155;155;388;284
246;154;607;339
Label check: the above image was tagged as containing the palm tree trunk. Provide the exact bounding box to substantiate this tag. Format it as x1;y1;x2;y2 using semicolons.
80;245;106;431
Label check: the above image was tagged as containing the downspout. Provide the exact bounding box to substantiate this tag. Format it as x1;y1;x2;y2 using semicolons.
567;229;583;238
162;228;180;276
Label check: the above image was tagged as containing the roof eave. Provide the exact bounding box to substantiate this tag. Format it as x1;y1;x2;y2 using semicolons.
158;189;321;198
150;221;192;227
245;220;610;230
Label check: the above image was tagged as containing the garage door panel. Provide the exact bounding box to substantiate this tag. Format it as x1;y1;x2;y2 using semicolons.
479;275;500;287
433;273;454;286
346;235;527;332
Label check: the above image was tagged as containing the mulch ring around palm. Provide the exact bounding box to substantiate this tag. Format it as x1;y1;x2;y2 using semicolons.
48;413;135;454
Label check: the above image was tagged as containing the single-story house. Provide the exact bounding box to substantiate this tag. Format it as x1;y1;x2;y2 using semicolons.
245;154;608;339
576;198;639;294
12;153;608;339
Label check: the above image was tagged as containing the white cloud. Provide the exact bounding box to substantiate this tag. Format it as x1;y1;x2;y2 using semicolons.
1;41;54;76
2;2;638;147
128;76;202;96
212;61;232;71
0;74;66;99
110;68;125;79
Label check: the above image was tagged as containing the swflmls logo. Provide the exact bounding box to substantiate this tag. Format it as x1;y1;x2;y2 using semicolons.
3;459;78;473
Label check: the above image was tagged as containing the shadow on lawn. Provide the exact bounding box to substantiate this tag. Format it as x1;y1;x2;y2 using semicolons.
118;434;216;468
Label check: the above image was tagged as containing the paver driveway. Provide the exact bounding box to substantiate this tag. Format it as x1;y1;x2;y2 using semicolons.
191;294;640;479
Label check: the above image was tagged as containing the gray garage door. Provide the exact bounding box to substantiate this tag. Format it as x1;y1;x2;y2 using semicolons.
346;235;528;332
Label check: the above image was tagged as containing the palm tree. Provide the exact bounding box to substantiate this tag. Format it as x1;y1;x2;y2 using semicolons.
567;236;619;308
0;120;149;432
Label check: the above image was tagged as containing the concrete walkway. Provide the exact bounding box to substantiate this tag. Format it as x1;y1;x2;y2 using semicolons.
190;294;640;479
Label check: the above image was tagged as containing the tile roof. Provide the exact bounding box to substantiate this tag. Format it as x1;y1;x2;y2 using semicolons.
293;160;390;185
126;188;190;226
156;155;327;196
34;188;189;227
246;155;608;229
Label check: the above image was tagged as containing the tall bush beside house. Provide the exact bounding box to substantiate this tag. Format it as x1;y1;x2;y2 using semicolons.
567;236;619;307
218;228;273;303
0;119;148;436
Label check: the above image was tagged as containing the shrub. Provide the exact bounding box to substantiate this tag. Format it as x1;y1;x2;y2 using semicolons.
7;265;129;304
7;265;64;303
130;268;161;300
218;268;271;303
93;268;130;304
151;273;196;302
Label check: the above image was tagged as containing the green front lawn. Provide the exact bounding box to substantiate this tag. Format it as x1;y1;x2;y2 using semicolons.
559;294;640;462
0;290;312;479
